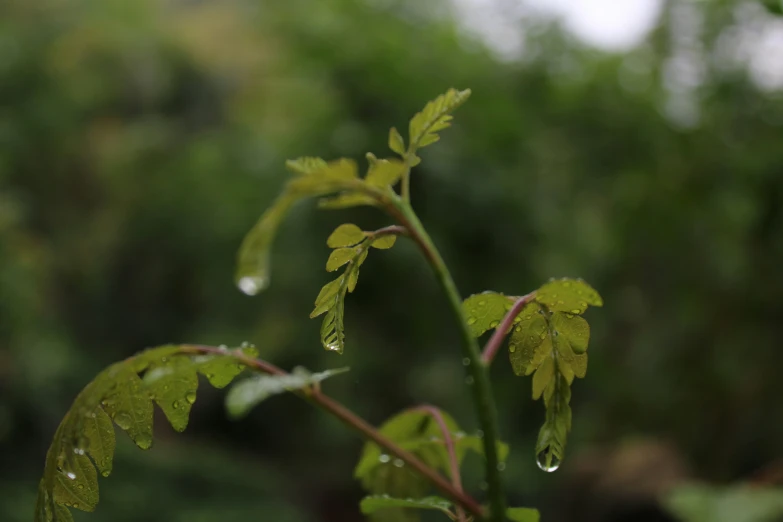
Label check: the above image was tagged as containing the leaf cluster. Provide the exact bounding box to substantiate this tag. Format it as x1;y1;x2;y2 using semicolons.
354;409;508;521
35;344;347;522
462;278;602;470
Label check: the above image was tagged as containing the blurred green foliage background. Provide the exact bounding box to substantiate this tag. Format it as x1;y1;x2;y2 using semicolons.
2;0;783;521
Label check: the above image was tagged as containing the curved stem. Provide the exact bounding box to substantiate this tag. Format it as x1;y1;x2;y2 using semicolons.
391;204;507;522
180;345;485;519
481;292;537;365
413;405;467;522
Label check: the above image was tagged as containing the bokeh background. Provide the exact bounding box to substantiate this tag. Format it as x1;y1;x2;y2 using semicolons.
2;0;783;521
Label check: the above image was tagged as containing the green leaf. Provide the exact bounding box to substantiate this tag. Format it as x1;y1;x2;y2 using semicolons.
508;303;550;377
366;158;406;187
327;247;360;271
360;495;453;516
327;224;366;248
82;407;114;477
317;192;377;209
225;367;349;419
507;507;540;522
143;356;199;432
36;345;256;522
532;356;554;400
664;483;783;522
53;454;98;512
355;410;457;497
100;367;154;449
462;292;515;338
408;88;471;152
285;156;328;175
389;127;405;155
312;233;391;353
506;281;602;472
371;235;397;249
535;278;603;314
551;312;590;354
354;409;509;501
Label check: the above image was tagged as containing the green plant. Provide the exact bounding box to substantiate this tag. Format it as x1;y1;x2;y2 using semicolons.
35;88;602;522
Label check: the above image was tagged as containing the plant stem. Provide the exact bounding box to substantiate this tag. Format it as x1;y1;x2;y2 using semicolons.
393;204;507;522
181;345;485;519
413;405;467;522
481;292;537;365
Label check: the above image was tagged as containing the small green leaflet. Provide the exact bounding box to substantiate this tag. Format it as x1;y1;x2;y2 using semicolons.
365;154;406;188
312;224;398;354
225;367;349;418
35;344;258;522
327;224;366;248
462;292;515;338
507;507;540;522
388;127;405;155
360;495;453;516
535;277;603;314
408;88;471;153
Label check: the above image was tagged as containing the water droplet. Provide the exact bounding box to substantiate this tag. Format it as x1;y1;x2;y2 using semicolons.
551;293;558;298
185;391;197;404
497;462;506;471
113;412;132;430
465;376;474;385
325;343;340;352
101;470;111;478
539;332;547;339
509;344;517;353
557;300;564;305
462;358;471;366
478;300;486;306
576;289;583;295
563;281;571;288
163;384;170;391
393;458;404;468
218;344;228;351
77;484;84;490
580;301;587;308
238;276;267;296
571;309;581;314
454;431;466;438
73;447;85;455
135;433;153;450
489;320;499;328
66;472;76;480
536;450;560;472
379;454;391;463
72;502;79;509
515;326;521;332
466;316;477;325
172;400;180;410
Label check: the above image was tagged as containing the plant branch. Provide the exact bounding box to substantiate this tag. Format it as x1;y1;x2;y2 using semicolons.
481;292;537;365
180;344;485;519
389;203;507;522
368;225;408;239
413;405;467;522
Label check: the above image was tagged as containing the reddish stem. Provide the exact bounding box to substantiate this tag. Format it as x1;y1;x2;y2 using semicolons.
413;405;467;522
480;292;537;365
179;344;485;519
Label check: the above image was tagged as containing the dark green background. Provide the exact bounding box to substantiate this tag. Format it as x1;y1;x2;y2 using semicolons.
2;0;783;521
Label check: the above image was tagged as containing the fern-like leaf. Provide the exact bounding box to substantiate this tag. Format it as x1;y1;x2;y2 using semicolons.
408;88;471;153
35;344;257;522
310;224;397;353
